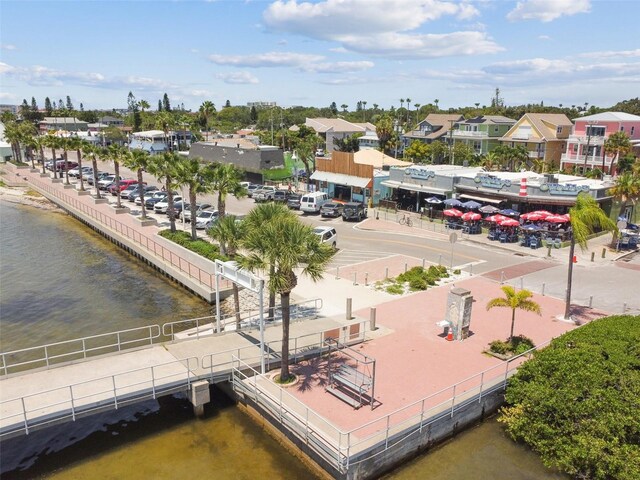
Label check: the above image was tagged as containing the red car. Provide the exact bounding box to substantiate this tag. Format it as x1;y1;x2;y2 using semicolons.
53;160;78;172
108;179;140;194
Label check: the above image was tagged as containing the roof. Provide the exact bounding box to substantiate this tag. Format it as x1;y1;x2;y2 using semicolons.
40;117;88;124
310;171;371;188
423;114;464;127
502;113;573;142
457;115;516;125
305;118;375;134
132;130;165;137
575;112;640;122
353;149;412;168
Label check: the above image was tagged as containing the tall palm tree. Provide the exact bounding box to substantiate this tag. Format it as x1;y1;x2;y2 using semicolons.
414;103;421;124
244;204;295;321
340;104;348;113
31;135;46;173
122;149;152;219
434;99;439;110
199;101;216;139
60;137;72;185
603;131;631;175
208;215;247;329
3;121;25;164
147;151;180;232
241;214;335;381
21;125;39;169
608;172;640;242
155;112;175;151
42;134;58;177
173;157;216;240
108;144;125;208
67;136;86;191
564;193;617;320
83;143;102;198
486;286;541;341
482;151;499;171
211;162;245;218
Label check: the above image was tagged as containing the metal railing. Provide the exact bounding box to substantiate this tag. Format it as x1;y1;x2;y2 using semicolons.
231;341;549;474
162;298;324;341
0;357;198;438
0;325;162;376
28;177;230;291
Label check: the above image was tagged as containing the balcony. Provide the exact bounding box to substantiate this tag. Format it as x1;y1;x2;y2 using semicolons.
568;135;605;146
452;130;488;138
527;150;545;159
561;153;612;166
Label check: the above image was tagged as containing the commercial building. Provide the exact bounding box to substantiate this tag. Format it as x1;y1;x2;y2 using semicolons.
38;117;89;133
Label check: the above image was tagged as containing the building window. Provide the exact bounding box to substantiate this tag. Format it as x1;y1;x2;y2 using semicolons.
620;126;625;132
556;126;562;135
572;144;578;153
586;126;605;137
473;141;482;153
632;126;635;135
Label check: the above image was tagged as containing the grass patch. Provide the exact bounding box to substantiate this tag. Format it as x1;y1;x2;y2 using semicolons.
262;167;291;181
25;189;42;197
377;265;454;295
488;335;535;356
0;179;6;188
158;229;226;262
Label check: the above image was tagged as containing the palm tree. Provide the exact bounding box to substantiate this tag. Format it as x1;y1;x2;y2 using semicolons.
147;152;180;232
173;157;216;240
482;151;499;171
563;193;617;320
211;162;245;218
122;149;152;219
603;131;631;175
83;143;102;198
67;136;86;191
434;99;439;110
208;215;247;329
155;112;175;151
340;104;348;113
108;144;125;208
244;204;295;321
405;98;411;123
60;137;71;185
241;214;335;381
608;172;640;242
31;135;46;173
486;286;541;341
362;100;367;121
42;134;58;177
139;100;150;112
199;101;216;139
414;103;421;124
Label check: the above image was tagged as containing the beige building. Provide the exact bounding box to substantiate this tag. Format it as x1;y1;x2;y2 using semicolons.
500;113;573;168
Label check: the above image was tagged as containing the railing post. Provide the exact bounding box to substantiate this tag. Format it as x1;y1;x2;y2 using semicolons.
112;376;118;409
117;332;121;351
82;339;87;359
69;385;76;421
151;366;157;398
385;415;390;449
21;397;29;435
44;345;50;367
419;399;425;432
478;372;484;402
305;408;309;445
450;385;456;418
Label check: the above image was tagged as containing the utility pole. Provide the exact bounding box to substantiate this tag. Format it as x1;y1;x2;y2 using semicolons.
448;119;456;165
581;121;594;174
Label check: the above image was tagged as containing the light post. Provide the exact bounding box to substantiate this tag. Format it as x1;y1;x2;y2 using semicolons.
581;121;595;174
448;120;456;165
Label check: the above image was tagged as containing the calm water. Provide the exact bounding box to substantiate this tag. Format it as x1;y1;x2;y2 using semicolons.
0;201;565;479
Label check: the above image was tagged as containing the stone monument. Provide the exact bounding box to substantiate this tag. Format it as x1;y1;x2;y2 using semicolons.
445;287;473;340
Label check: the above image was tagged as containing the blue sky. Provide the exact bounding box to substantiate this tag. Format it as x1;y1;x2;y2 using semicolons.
1;0;639;112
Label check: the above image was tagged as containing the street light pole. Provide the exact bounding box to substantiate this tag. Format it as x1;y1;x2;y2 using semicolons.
448;120;455;165
581;121;594;174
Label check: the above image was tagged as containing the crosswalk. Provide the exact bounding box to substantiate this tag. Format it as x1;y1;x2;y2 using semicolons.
328;249;395;269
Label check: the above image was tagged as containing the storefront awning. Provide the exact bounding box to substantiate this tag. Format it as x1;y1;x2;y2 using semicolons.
310;171;371;188
381;180;449;195
458;193;504;205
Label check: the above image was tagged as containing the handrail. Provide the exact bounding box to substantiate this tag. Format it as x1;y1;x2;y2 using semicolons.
0;325;162;376
0;357;198;438
27;177;230;291
163;298;324;341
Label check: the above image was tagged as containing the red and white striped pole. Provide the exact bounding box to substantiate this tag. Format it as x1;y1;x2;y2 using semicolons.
519;178;527;197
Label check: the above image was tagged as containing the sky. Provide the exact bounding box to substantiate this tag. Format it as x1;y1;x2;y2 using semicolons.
1;0;639;112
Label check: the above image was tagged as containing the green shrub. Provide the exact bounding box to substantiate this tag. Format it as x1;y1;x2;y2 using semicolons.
510;335;535;355
385;284;404;295
489;339;510;354
409;278;428;291
500;315;640;480
453;269;461;275
158;229;225;262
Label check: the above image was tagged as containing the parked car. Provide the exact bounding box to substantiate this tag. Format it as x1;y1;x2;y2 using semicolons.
53;160;78;172
300;192;329;214
342;202;367;222
144;192;169;208
195;209;219;229
313;226;337;248
247;184;262;198
69;166;92;178
108;179;138;195
87;171;110;185
287;194;301;210
321;202;344;218
125;185;157;201
254;186;277;202
273;190;293;203
154;196;183;214
183;203;213;222
98;175;123;190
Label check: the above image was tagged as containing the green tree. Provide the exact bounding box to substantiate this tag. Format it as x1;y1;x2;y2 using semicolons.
211;162;245;218
603;131;632;175
564;193;617;320
207;215;247;328
375;114;396;155
452;142;474;165
83;143;102;198
122;149;152;219
199;100;216;137
42;133;60;177
486;286;541;340
66;95;74;111
59;137;72;185
155;112;174;151
173;157;216;240
108;144;125;208
44;97;53;116
147;152;180;232
162;93;171;112
608;171;640;228
241;213;335;381
333;133;361;152
404;140;431;163
500;315;640;480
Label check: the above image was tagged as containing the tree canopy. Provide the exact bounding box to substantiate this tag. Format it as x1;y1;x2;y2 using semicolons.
500;315;640;480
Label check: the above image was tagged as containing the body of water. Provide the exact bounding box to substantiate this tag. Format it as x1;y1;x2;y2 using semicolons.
0;200;565;479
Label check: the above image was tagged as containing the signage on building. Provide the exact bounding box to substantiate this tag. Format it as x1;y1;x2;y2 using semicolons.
539;183;590;195
405;167;435;180
474;175;511;189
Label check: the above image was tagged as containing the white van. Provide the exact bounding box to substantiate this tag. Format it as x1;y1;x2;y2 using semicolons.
300;192;329;213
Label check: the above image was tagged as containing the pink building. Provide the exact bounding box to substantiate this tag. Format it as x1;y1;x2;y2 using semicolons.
560;112;640;175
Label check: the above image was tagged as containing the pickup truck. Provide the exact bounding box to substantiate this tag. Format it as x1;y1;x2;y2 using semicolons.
253;186;277;202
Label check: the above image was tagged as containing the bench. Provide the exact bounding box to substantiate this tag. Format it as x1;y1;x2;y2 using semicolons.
326;364;372;408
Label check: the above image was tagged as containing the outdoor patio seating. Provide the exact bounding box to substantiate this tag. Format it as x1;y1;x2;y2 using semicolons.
530;238;539;249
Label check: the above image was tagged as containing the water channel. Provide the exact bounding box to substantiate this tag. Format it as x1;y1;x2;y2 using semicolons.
0;200;566;479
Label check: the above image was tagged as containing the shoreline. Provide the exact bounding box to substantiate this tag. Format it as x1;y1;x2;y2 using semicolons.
0;184;65;213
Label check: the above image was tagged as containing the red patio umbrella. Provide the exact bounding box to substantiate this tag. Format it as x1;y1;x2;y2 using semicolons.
522;213;544;222
530;210;552;218
500;218;520;227
546;215;570;223
486;214;507;223
443;208;463;217
461;212;481;221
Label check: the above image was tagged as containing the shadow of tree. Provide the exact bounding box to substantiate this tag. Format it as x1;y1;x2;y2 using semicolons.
292;354;348;393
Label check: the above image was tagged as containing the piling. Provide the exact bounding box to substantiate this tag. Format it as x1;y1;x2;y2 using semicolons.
346;298;353;320
369;307;377;331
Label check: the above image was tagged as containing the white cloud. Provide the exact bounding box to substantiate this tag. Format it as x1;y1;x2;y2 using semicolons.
208;51;323;67
215;71;259;84
0;92;17;101
263;0;496;59
0;62;175;91
189;89;215;97
0;44;17;51
538;35;551;40
329;47;348;54
507;0;591;22
302;61;374;74
579;48;640;59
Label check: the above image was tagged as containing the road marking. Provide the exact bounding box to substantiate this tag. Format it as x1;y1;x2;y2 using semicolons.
341;235;479;261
